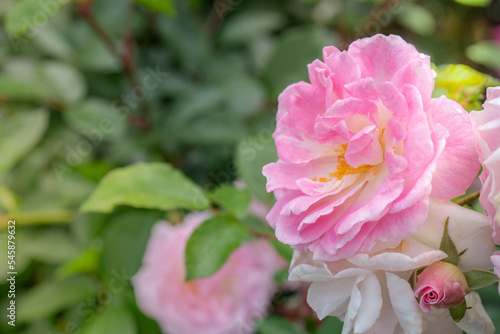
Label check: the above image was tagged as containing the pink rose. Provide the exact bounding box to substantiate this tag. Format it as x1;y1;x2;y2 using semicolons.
263;34;479;261
290;200;495;333
132;212;284;334
414;261;470;313
471;87;500;244
493;251;500;294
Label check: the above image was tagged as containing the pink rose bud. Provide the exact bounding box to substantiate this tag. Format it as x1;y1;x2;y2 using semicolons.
414;261;470;313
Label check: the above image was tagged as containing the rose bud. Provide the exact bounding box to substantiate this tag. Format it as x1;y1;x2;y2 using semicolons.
414;261;470;313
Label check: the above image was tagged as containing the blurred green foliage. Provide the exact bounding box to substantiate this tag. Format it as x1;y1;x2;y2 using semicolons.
0;0;499;333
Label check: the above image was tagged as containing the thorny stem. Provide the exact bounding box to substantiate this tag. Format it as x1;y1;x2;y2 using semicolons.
454;191;481;206
0;209;73;229
78;1;120;59
203;0;235;35
78;0;151;129
248;228;274;240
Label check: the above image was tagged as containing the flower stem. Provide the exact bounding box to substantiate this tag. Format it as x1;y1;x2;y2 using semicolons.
78;0;151;129
454;191;480;206
0;209;74;229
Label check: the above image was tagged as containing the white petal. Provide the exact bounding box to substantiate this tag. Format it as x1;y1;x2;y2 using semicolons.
411;199;495;271
342;278;362;334
364;272;399;334
353;273;383;333
422;308;462;334
456;292;495;334
364;307;398;334
347;247;446;272
386;272;424;334
307;278;357;320
289;251;371;282
289;250;333;282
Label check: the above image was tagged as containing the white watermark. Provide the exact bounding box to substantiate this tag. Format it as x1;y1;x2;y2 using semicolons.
6;219;16;327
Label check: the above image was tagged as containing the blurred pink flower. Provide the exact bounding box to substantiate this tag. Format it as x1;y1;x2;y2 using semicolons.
263;34;479;262
414;261;469;313
471;86;500;244
133;212;284;334
289;200;495;334
490;25;500;46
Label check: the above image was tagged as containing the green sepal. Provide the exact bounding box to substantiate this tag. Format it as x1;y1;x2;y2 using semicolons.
463;269;500;290
439;218;459;265
449;301;467;322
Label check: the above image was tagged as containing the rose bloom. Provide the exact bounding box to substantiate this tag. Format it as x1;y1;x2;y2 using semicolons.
289;200;495;334
133;212;284;334
414;261;469;313
492;252;500;286
263;34;479;262
471;86;500;243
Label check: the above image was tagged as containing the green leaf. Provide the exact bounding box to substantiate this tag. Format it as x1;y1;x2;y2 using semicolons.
33;18;74;59
219;10;286;44
318;317;344;334
132;0;175;15
82;306;137;334
157;14;209;68
242;215;274;236
99;209;163;280
17;276;98;323
0;62;86;104
455;0;491;6
209;184;251;219
37;61;87;104
466;41;500;70
72;34;121;72
257;316;306;334
463;269;500;290
439;218;459;266
236;136;277;203
168;88;246;145
449;301;467;322
270;239;294;262
0;109;49;175
435;64;487;89
274;268;289;284
185;214;248;280
0;185;19;213
397;3;436;36
80;162;210;213
64;98;127;142
222;76;266;117
55;248;100;279
0;75;52;101
433;64;500;111
4;0;72;36
23;229;79;264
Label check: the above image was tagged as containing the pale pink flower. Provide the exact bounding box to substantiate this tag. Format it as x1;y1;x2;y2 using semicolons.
263;34;479;262
471;86;500;244
289;200;495;334
414;261;469;313
132;212;284;334
492;251;500;294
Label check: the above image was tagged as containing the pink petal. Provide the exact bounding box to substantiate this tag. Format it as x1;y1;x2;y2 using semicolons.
430;97;480;200
348;34;427;84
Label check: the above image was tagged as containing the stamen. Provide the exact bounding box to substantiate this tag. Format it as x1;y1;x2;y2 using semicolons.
312;143;374;182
